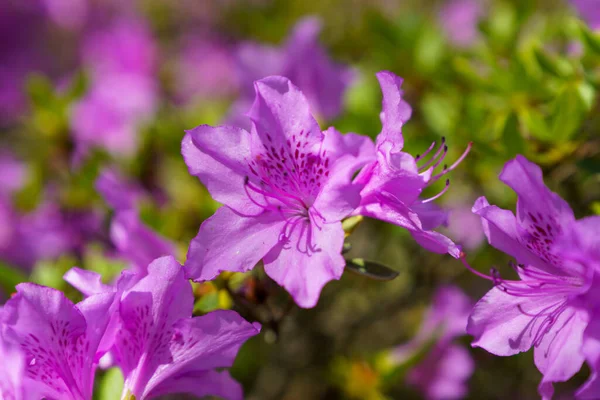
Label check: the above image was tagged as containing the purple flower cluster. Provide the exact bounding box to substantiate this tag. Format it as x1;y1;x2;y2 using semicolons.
462;155;600;399
0;256;260;400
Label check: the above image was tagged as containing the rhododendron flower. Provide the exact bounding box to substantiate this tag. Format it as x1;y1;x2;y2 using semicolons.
71;18;158;157
0;282;115;399
353;71;470;258
183;75;374;307
438;0;483;47
389;286;474;400
464;155;596;399
110;256;260;399
230;16;353;129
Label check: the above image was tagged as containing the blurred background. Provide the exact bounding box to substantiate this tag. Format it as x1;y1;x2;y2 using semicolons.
0;0;599;399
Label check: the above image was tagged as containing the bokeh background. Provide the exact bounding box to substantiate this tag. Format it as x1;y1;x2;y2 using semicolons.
1;0;599;399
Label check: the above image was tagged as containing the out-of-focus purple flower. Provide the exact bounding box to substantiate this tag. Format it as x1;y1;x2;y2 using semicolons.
446;204;485;250
95;169;176;275
182;76;374;308
353;71;470;258
42;0;88;30
110;210;176;275
230;17;353;129
389;286;474;400
0;282;115;399
0;153;27;195
96;167;146;211
572;0;600;31
464;155;595;399
71;18;158;157
109;256;260;399
438;0;483;47
0;3;49;123
174;38;239;104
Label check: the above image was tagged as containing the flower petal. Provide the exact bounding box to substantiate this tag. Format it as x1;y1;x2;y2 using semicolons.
534;306;587;400
467;286;560;356
248;76;322;149
264;221;345;308
148;370;243;400
110;210;176;274
63;267;111;297
473;196;558;273
576;315;600;399
375;71;412;150
185;206;284;281
182;126;259;214
142;310;259;398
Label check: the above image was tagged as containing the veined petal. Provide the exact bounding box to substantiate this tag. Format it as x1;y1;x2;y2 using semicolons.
264;221;345;308
248;76;322;149
185;206;285;281
182;126;259;214
500;155;574;229
467;286;562;356
141;310;259;398
473;196;558;274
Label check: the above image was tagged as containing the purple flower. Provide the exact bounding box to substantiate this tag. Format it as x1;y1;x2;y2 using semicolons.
463;155;595;399
70;18;158;157
0;282;115;399
353;71;470;258
438;0;483;47
231;16;354;129
446;204;485;250
0;200;91;270
96;167;146;211
0;153;27;195
174;38;239;104
389;286;474;400
110;210;177;275
182;76;374;308
572;0;600;31
109;256;260;399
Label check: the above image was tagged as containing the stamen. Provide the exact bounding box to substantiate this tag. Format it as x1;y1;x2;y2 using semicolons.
429;142;473;183
415;140;438;161
418;137;446;171
419;179;450;203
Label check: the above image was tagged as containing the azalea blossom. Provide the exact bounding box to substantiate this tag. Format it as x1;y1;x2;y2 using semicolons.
353;71;471;258
0;282;115;399
183;75;374;307
463;155;596;399
388;286;474;400
108;256;260;400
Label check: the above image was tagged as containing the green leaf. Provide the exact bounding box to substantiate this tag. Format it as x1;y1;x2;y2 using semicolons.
26;73;55;107
345;258;400;281
518;108;550;141
97;368;124;400
580;23;600;54
421;92;459;136
0;262;28;295
550;84;586;142
414;25;445;73
502;112;525;155
194;291;220;314
533;47;574;79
